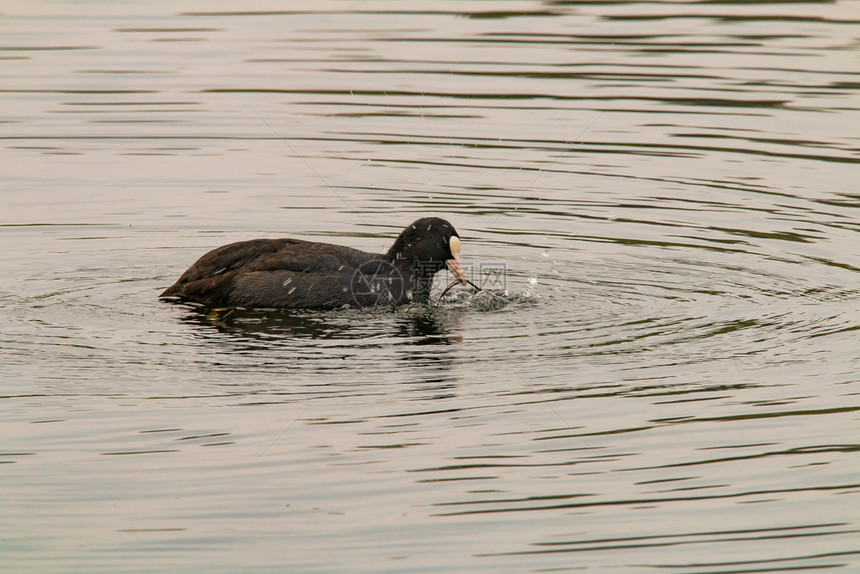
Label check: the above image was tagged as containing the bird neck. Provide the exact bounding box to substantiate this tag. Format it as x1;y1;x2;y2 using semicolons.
390;257;440;302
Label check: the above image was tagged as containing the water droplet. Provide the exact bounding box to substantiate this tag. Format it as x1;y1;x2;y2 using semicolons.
282;278;292;287
287;287;296;294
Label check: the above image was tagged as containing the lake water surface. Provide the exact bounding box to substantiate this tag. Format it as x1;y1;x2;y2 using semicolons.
2;1;859;572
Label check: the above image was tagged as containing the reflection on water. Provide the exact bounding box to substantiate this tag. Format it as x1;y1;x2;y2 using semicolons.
2;1;859;572
183;304;462;346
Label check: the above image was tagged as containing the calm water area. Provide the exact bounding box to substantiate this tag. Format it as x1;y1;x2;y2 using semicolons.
2;1;859;572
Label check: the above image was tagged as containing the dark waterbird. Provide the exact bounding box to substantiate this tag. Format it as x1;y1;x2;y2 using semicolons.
160;217;469;309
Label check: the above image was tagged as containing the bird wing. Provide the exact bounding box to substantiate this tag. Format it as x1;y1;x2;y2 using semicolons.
161;238;379;302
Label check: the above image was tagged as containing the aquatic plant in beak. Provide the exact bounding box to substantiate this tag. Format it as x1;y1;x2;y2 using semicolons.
436;235;486;305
